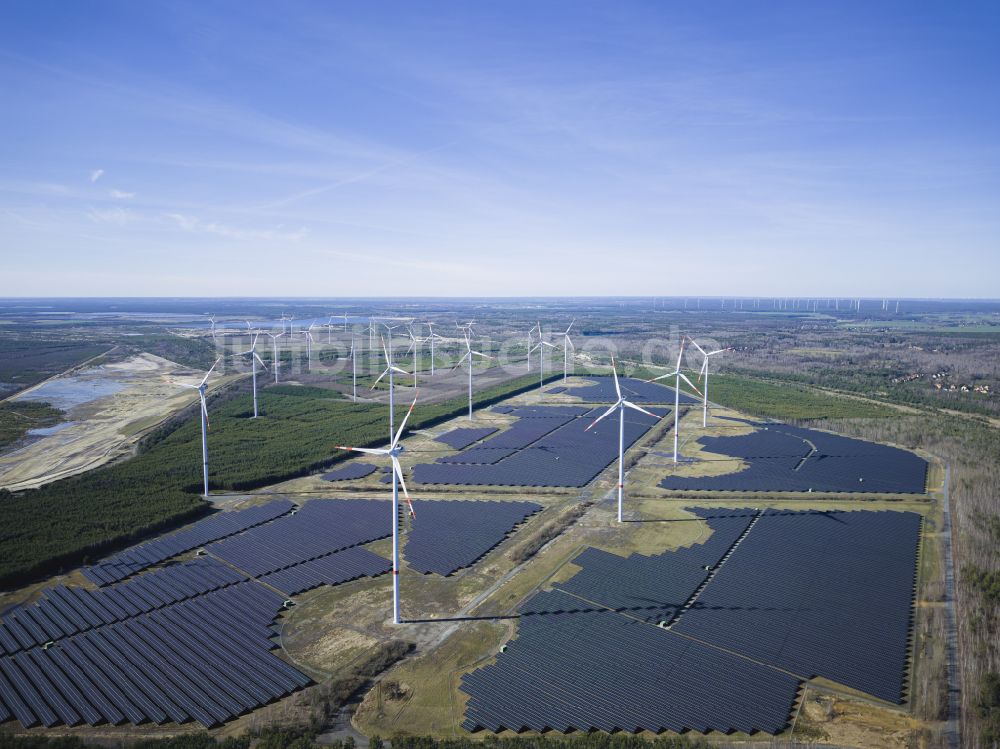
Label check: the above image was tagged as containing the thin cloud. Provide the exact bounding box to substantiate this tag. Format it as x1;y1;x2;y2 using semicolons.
164;212;307;241
109;189;135;199
90;169;104;183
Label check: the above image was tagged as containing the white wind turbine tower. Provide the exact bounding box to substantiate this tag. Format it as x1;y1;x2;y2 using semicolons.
530;323;556;389
179;357;222;497
206;315;217;339
646;340;702;463
237;333;269;418
560;319;575;383
455;329;493;419
404;324;423;387
373;333;410;435
265;331;284;384
349;331;358;400
585;357;659;523
336;393;419;625
686;336;731;427
301;322;317;369
426;322;444;376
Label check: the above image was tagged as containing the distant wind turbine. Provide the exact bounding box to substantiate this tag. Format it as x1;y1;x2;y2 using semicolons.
646;340;702;463
686;337;731;427
301;323;316;369
530;322;557;389
237;333;268;418
265;331;284;384
180;357;222;497
560;319;575;382
455;330;493;419
373;332;410;436
585;357;659;523
336;392;419;625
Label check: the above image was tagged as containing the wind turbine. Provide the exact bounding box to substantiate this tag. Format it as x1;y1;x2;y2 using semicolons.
206;315;217;339
180;357;222;497
646;341;702;463
301;323;316;369
349;331;358;400
237;333;268;418
585;357;659;523
335;393;419;625
426;322;444;376
373;333;410;435
686;337;731;427
455;330;493;419
530;323;556;389
560;319;575;383
404;324;424;387
265;331;284;384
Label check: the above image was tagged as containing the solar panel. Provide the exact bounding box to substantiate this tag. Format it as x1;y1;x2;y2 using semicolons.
206;499;388;577
321;462;377;482
563;376;698;405
404;500;542;575
83;500;295;585
259;546;390;596
434;427;500;450
412;405;666;487
659;420;928;494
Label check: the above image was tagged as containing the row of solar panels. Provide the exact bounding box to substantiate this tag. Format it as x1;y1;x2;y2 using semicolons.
259;546;390;596
461;508;920;734
83;500;295;586
434;427;500;450
0;583;310;728
206;499;389;577
321;462;377;482
563;376;698;405
670;509;921;703
461;589;799;735
413;406;667;487
0;557;245;656
660;421;928;494
404;500;542;575
554;509;757;624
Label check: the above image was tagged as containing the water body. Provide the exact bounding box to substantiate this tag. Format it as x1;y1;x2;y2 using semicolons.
17;377;125;410
27;421;78;437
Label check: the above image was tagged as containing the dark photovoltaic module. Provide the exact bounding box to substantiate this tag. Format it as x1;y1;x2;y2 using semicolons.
404;500;542;575
206;499;388;577
259;546;390;596
413;405;666;487
563;376;698;405
461;507;920;734
83;500;295;586
658;419;927;494
321;463;377;481
433;427;500;450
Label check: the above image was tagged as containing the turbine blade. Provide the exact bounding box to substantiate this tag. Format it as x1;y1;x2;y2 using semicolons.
372;367;390;388
392;456;416;518
254;352;268;370
678;372;703;396
687;337;707;356
335;445;387;456
585;403;619;432
623;400;658;419
610;356;622;399
392;392;419;448
200;356;223;386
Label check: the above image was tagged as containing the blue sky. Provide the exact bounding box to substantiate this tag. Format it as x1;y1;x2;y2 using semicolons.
1;1;998;297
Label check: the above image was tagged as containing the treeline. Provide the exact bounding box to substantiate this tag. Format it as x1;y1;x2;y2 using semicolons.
0;372;559;588
0;401;64;450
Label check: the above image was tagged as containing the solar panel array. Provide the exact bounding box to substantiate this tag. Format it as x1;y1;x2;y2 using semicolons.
672;509;921;703
259;546;390;596
554;509;757;624
0;582;310;728
461;588;799;734
434;427;499;450
659;421;928;494
0;558;245;655
321;463;377;482
206;499;388;577
413;405;666;487
564;376;698;405
461;507;920;734
545;386;567;394
404;500;542;575
83;500;295;585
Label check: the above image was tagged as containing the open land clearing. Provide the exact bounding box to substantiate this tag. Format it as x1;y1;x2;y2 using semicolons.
0;353;237;491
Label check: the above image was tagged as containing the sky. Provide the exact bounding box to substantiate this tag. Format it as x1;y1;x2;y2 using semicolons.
1;1;998;298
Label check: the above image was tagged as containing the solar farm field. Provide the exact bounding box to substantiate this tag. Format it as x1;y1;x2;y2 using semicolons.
460;508;922;734
412;405;667;487
658;418;928;494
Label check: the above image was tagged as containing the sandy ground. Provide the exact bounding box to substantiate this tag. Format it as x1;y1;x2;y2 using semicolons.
0;353;228;491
